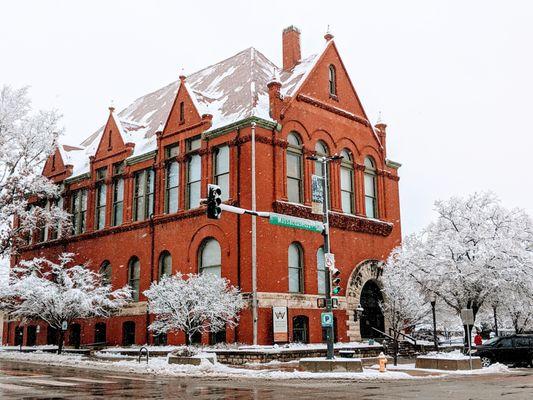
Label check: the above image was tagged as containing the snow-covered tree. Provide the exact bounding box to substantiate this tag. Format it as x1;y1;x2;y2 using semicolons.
381;253;430;365
144;273;245;345
0;253;131;353
392;192;533;341
0;85;70;257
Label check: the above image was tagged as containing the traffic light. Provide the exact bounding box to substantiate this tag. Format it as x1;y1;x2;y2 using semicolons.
206;184;222;219
331;266;341;295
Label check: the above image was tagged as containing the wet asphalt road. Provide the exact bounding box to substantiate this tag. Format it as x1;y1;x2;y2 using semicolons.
0;359;533;399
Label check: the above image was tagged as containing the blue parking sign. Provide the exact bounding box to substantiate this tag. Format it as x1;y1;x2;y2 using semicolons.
321;312;333;328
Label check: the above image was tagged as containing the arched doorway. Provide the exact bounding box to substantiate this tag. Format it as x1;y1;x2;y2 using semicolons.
345;260;385;341
359;280;385;338
26;326;37;347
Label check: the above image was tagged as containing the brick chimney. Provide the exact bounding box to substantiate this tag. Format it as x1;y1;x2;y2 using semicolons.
282;26;301;71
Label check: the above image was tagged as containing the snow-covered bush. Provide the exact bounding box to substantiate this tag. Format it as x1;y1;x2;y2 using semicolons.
144;273;245;346
0;253;131;353
0;85;70;257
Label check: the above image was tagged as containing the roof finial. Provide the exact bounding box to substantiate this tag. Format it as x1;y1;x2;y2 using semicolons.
324;25;334;41
179;67;186;82
377;111;383;124
109;100;115;113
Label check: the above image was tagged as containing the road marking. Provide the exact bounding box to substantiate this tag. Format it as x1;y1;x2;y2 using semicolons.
59;377;116;384
23;378;78;387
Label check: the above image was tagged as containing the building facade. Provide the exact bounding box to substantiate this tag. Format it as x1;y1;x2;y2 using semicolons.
3;27;401;347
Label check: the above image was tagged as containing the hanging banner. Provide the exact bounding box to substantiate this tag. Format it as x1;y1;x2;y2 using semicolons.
272;306;288;342
312;175;324;215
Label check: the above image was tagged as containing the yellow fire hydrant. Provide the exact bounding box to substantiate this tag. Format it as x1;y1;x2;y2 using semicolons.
378;352;388;372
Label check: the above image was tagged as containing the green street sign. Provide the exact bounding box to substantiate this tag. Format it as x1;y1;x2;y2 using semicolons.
269;213;324;233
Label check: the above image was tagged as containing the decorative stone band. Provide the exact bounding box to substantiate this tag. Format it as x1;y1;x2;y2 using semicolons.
295;94;370;127
272;201;394;236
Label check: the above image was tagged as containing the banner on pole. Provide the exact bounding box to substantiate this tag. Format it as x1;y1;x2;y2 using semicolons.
311;175;324;215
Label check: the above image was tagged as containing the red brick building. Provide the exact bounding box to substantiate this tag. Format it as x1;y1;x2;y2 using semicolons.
3;26;401;347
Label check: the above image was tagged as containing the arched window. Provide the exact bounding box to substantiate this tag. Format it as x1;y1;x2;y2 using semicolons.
328;65;337;96
288;243;304;293
317;247;327;295
364;157;378;218
158;251;172;280
286;132;303;203
199;239;221;277
128;257;141;302
99;260;112;287
340;149;355;214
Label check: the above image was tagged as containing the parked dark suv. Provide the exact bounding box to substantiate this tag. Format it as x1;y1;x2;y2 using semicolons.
473;334;533;367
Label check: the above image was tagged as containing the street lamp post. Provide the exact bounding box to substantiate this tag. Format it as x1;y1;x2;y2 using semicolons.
430;294;438;352
307;153;343;360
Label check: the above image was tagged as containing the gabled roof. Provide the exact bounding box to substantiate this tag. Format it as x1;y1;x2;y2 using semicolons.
59;44;335;179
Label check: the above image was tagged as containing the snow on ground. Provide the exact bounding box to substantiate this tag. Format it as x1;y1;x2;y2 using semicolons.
0;350;510;381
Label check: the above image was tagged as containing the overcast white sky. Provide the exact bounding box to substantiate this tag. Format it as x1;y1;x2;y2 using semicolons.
1;0;531;235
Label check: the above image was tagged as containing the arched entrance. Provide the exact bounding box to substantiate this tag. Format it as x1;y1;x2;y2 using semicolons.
345;260;385;341
359;280;385;338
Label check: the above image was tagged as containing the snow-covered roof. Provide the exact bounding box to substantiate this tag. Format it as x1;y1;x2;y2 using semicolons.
62;45;326;180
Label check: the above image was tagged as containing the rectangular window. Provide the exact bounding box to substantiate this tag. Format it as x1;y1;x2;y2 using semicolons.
38;200;50;242
112;178;124;226
95;167;107;230
111;162;124;226
286;152;302;203
49;198;60;240
340;166;354;214
133;169;155;221
71;189;88;235
165;144;179;214
214;146;229;201
186;137;202;209
364;173;376;219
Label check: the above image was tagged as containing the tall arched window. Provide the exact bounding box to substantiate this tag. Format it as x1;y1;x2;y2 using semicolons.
286;133;303;203
317;247;326;295
328;65;337;96
99;260;112;287
340;149;355;214
199;239;221;277
364;156;378;218
288;243;304;293
315;141;331;209
128;257;140;302
158;251;172;280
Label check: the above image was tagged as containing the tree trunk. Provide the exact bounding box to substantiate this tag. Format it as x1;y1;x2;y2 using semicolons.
185;330;190;346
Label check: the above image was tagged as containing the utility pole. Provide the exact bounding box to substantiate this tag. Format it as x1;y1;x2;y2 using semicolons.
251;122;258;345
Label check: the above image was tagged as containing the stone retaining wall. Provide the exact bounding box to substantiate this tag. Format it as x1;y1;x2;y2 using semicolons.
209;346;383;365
